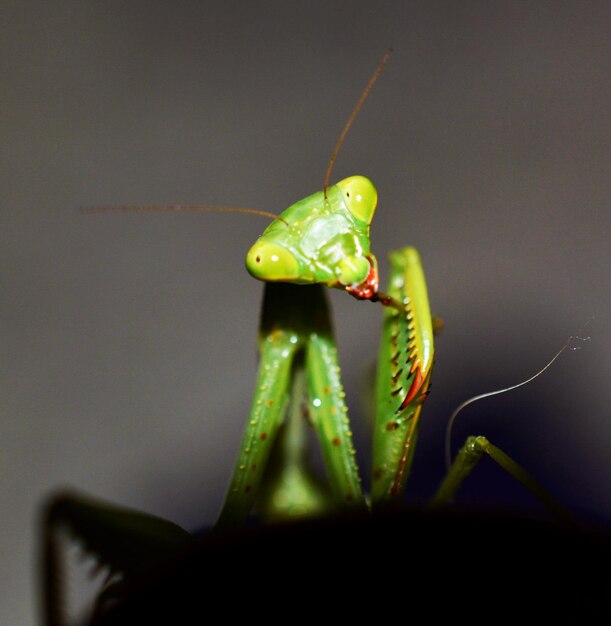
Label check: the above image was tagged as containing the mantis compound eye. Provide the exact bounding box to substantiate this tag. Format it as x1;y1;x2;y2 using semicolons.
337;176;377;225
246;241;300;282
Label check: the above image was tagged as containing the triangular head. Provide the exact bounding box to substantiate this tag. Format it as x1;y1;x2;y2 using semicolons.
246;176;380;299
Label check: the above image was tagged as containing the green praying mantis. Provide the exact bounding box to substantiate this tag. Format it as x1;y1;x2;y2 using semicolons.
41;51;572;626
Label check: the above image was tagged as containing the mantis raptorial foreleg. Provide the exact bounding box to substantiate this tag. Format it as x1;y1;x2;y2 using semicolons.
256;358;334;520
41;491;193;626
217;282;366;529
371;247;434;504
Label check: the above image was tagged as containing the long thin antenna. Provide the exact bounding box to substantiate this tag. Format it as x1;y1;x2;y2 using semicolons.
444;333;590;470
82;205;288;225
323;48;393;199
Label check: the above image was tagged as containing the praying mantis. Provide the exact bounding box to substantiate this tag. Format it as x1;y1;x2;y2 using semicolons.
41;51;572;626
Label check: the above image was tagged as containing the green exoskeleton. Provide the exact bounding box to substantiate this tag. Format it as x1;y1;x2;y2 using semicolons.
41;51;569;626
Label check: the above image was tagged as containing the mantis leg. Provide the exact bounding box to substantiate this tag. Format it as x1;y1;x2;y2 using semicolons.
371;247;435;505
217;283;366;525
305;295;366;509
41;491;192;626
256;357;333;520
431;436;572;522
216;284;302;529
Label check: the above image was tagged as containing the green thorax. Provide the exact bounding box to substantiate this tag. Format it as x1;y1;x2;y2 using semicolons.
246;176;378;289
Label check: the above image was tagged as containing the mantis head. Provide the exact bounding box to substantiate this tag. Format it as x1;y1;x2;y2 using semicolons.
245;176;379;296
246;50;391;299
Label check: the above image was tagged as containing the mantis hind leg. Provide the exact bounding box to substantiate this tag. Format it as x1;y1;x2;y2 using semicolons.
431;436;572;522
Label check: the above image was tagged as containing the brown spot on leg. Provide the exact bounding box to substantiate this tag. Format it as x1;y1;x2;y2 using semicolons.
245;485;252;493
269;330;284;345
373;468;383;480
266;399;274;408
332;437;340;446
259;432;267;441
251;464;257;471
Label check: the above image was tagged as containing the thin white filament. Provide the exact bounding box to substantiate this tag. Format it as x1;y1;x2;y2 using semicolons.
444;333;590;470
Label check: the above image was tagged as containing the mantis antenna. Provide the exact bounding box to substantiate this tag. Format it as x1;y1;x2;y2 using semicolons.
82;205;288;225
85;48;394;224
323;48;393;200
444;333;591;470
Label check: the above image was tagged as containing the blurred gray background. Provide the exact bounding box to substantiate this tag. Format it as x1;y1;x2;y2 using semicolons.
2;1;609;623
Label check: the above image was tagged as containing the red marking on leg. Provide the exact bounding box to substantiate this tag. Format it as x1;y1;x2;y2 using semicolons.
259;432;267;441
399;368;423;410
345;256;379;300
332;437;341;446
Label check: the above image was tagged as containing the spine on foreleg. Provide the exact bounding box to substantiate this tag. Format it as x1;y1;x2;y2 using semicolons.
371;247;435;504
